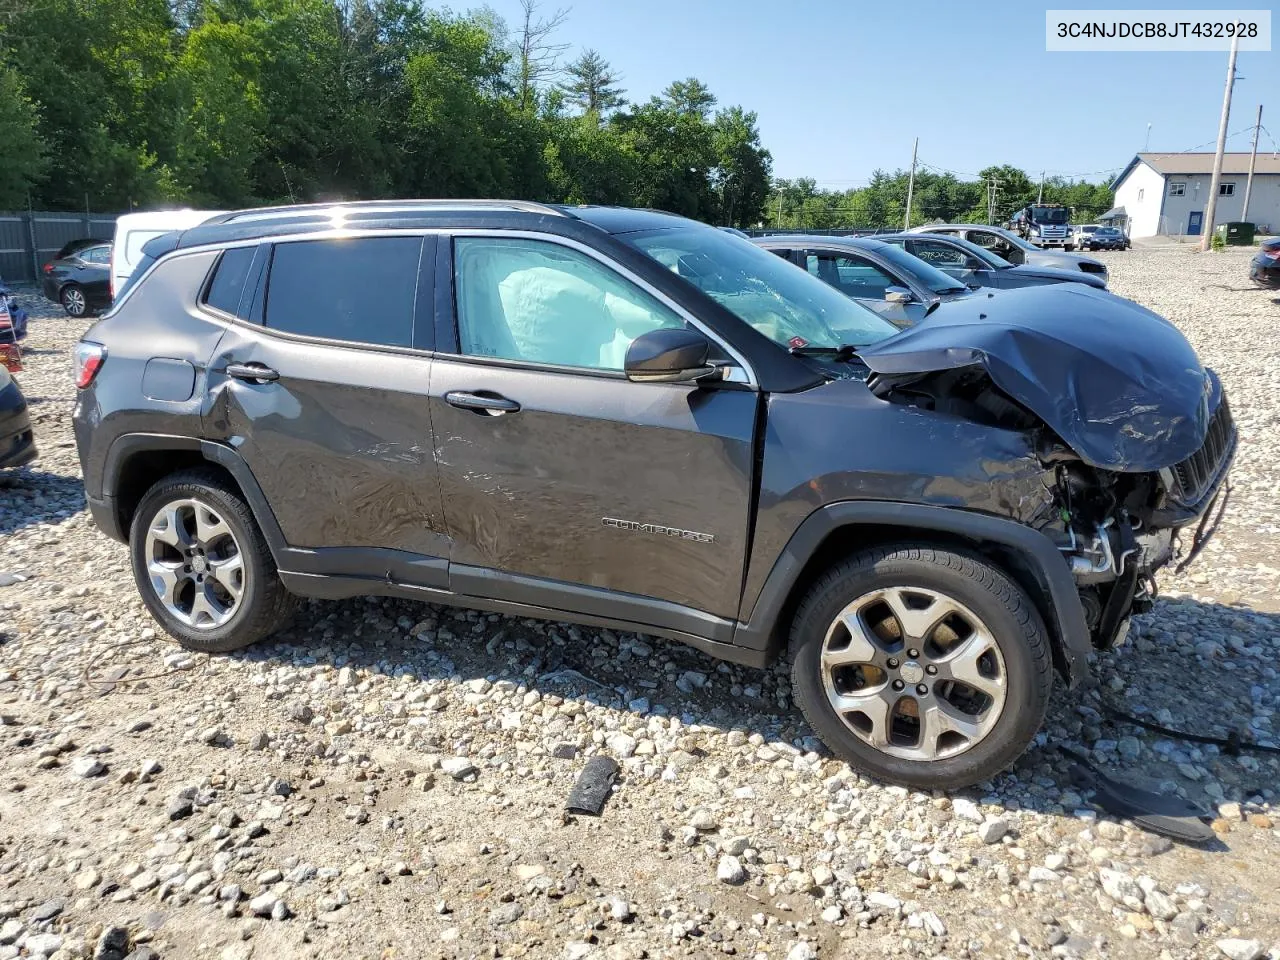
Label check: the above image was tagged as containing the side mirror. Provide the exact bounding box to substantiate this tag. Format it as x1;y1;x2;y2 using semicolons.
884;286;913;304
624;328;717;383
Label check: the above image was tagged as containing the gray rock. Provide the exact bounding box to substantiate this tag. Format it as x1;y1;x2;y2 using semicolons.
249;892;279;917
716;856;746;885
786;942;817;960
1145;889;1179;921
71;757;106;778
978;817;1008;844
488;903;523;925
166;797;194;820
94;925;130;960
24;934;63;956
440;757;476;780
1215;940;1264;960
1213;942;1264;960
952;798;983;823
28;898;64;922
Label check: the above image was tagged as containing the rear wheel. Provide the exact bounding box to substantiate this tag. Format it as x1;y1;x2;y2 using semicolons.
60;284;87;317
129;468;297;653
789;545;1052;789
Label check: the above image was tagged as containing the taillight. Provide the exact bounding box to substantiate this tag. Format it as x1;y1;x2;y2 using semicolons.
42;262;54;274
74;341;106;388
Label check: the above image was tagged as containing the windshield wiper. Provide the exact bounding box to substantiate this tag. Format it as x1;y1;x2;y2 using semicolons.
789;343;862;361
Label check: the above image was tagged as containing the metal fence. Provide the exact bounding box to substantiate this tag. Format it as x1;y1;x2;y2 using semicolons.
0;211;119;284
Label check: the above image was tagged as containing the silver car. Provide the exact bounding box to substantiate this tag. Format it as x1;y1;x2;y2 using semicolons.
906;223;1108;282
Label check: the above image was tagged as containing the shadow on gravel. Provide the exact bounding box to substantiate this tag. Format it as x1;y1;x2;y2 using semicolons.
0;468;86;536
220;587;1279;820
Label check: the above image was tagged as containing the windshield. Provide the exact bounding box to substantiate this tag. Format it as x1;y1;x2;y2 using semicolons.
985;227;1038;253
1029;206;1070;224
1096;227;1120;236
624;227;900;350
868;242;966;293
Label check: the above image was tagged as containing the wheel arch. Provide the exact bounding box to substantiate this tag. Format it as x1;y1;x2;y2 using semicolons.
733;502;1092;688
99;435;287;562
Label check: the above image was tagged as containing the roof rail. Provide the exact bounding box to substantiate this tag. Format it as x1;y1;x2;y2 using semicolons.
206;199;572;225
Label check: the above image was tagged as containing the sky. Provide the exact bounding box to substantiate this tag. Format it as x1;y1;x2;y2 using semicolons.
478;0;1277;187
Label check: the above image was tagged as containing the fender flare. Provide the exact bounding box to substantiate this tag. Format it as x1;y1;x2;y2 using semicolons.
98;433;288;561
732;501;1092;688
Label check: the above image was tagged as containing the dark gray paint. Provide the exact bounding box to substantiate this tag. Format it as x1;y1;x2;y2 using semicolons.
73;202;1238;694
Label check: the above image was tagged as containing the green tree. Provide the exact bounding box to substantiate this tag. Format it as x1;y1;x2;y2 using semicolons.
662;77;716;118
560;48;625;117
614;95;717;219
0;65;46;207
711;106;771;227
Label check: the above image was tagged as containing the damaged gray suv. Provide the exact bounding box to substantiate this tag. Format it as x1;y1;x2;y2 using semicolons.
72;201;1235;789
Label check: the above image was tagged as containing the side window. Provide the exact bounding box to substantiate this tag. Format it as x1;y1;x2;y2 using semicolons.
804;252;898;299
264;237;421;347
203;247;257;318
83;246;111;264
910;239;976;270
453;237;685;371
966;230;999;250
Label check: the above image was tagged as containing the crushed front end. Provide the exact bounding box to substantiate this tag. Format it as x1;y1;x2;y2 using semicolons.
1033;386;1235;649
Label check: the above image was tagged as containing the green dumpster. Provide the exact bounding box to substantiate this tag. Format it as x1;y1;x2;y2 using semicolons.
1216;222;1256;245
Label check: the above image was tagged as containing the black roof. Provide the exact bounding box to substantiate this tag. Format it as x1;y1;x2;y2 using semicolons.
169;200;694;252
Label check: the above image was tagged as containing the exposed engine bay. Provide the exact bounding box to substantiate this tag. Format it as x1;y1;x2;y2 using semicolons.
867;365;1237;650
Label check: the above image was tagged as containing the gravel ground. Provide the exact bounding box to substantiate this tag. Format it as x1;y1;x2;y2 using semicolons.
1;248;1279;960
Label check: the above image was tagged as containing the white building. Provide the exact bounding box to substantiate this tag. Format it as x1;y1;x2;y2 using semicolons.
1110;152;1280;238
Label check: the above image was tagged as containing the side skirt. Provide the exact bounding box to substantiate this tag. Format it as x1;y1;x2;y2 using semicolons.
277;570;769;669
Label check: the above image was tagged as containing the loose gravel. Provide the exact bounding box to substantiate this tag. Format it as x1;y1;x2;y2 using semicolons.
1;247;1279;960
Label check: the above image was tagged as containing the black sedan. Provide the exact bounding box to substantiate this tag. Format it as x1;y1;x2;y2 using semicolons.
754;235;976;327
41;240;112;317
1251;237;1280;288
876;233;1108;290
0;364;36;469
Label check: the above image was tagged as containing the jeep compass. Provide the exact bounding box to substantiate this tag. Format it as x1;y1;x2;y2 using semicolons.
72;201;1235;789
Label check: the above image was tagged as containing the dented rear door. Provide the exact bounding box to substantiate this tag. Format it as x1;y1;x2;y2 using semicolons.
204;233;449;586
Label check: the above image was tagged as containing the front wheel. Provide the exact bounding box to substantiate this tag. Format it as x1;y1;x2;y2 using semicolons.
789;545;1052;790
129;468;298;653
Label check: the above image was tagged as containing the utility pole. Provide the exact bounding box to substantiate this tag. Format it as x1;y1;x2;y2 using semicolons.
903;137;918;230
1200;35;1239;251
1037;171;1045;204
775;186;784;227
1144;123;1152;151
1242;103;1263;222
986;177;999;225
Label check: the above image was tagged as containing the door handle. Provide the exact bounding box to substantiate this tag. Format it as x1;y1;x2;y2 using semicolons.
444;390;520;414
224;362;279;383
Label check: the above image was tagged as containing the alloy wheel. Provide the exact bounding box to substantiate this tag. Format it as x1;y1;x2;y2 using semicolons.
143;498;245;629
62;287;86;316
820;586;1007;761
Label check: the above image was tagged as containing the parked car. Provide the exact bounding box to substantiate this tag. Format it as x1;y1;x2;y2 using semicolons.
754;234;976;326
1074;224;1099;249
1250;237;1280;288
0;364;36;469
1081;226;1129;251
112;210;225;299
42;240;112;316
73;200;1235;789
874;233;1108;290
907;224;1108;281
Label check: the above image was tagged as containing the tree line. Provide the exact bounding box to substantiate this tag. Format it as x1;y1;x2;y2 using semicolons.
0;0;1114;230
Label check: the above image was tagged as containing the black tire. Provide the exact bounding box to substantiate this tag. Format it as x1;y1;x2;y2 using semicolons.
789;544;1052;790
129;467;297;653
60;283;88;317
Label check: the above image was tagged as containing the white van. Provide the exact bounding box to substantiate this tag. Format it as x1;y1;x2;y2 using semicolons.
111;210;225;299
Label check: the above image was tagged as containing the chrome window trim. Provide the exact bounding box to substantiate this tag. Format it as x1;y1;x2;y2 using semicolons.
444;228;758;389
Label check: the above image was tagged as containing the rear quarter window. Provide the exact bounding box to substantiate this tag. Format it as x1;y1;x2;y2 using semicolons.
202;247;257;318
263;237;421;348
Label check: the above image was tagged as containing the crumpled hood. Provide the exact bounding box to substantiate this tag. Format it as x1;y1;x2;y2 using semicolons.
859;284;1211;471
